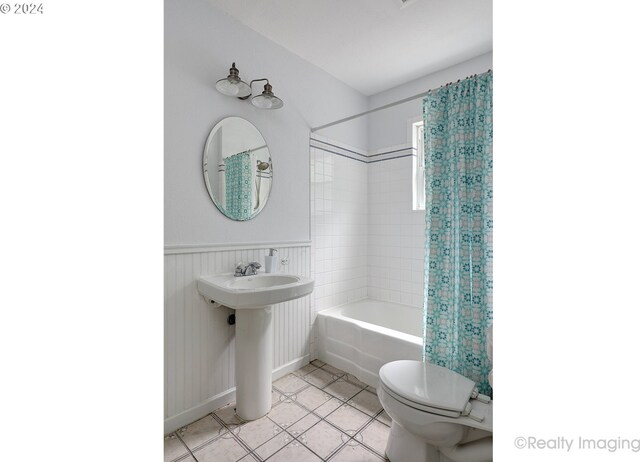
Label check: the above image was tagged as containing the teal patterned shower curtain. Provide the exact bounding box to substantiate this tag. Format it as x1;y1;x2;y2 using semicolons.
422;71;493;395
224;151;253;220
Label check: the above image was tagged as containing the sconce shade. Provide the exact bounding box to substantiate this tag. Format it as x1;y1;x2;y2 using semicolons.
216;63;283;109
251;83;284;110
216;63;251;98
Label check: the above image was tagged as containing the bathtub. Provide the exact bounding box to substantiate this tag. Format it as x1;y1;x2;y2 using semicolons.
316;299;423;388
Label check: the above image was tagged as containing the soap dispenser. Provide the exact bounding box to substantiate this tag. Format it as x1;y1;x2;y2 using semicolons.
264;248;278;273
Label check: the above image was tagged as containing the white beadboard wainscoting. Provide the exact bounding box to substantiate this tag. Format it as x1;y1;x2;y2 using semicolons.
164;242;311;433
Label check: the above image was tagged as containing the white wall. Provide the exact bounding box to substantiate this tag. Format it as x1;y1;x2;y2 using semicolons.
367;52;493;151
164;0;370;432
165;0;369;247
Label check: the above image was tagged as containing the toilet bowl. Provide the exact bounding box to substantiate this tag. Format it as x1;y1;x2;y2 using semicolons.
377;360;493;462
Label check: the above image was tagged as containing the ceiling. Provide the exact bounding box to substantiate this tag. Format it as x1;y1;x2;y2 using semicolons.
207;0;492;96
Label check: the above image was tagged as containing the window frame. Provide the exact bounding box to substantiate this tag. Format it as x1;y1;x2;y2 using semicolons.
412;119;426;211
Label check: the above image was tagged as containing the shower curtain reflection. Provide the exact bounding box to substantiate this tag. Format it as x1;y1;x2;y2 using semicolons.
224;151;253;220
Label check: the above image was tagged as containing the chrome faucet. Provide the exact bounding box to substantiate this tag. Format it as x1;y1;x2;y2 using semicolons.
234;261;262;277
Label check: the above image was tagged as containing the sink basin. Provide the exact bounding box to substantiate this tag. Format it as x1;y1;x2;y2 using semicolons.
229;274;300;290
197;272;314;309
197;271;315;421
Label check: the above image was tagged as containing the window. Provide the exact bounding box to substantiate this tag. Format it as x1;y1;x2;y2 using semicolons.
412;120;426;210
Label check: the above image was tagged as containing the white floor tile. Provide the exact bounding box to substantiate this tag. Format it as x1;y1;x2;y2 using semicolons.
301;421;345;459
358;420;390;457
325;404;371;433
254;431;293;460
178;415;225;450
348;390;383;417
267;401;309;429
324;380;363;402
296;385;332;411
304;369;336;388
267;441;322;461
330;442;385;461
192;437;248;462
164;435;189;462
235;415;284;449
273;374;308;393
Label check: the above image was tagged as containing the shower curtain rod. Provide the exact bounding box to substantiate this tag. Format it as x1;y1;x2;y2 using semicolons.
217;145;269;168
247;145;267;153
219;145;268;160
310;69;492;133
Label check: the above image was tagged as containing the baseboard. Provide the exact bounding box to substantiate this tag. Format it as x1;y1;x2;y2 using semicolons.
164;354;309;434
164;388;237;435
272;354;310;381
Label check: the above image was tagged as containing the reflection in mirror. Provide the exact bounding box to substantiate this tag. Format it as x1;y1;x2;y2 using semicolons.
203;117;272;220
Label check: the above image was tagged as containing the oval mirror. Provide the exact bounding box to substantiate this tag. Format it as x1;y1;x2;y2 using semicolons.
203;117;272;221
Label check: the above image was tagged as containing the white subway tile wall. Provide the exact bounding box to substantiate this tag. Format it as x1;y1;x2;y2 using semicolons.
310;135;426;357
310;142;369;358
310;147;369;311
368;159;425;308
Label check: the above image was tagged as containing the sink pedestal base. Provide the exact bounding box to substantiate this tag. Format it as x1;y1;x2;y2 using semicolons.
235;305;274;421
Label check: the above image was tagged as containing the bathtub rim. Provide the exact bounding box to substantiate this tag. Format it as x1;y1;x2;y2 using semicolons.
317;299;424;347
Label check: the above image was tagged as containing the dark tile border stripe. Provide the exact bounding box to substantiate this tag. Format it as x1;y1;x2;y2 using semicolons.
368;147;416;158
368;154;414;163
310;138;369;158
310;138;415;165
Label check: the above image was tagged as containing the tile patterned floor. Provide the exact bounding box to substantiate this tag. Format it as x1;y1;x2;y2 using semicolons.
165;360;390;461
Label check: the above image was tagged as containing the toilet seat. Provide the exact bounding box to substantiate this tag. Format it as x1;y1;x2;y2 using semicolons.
379;360;486;420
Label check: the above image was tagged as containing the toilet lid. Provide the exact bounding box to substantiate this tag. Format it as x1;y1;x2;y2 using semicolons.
379;360;476;414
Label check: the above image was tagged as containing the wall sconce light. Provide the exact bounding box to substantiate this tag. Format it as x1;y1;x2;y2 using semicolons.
215;63;284;110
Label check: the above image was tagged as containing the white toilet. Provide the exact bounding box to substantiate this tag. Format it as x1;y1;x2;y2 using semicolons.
377;360;493;462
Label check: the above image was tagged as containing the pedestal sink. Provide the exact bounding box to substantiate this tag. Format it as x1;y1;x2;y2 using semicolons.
197;272;314;420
